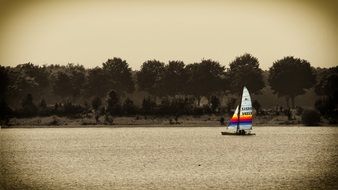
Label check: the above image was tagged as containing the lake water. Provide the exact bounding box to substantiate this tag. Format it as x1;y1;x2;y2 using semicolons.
1;127;337;189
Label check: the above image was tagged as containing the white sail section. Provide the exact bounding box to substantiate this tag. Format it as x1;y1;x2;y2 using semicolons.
239;86;253;130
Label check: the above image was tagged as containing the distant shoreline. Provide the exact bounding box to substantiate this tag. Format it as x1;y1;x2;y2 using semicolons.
1;124;305;128
3;125;337;129
2;115;336;128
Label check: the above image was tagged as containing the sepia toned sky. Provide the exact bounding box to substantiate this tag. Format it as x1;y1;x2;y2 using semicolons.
0;0;336;70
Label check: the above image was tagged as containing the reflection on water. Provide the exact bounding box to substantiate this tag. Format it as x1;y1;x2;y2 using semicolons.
1;127;337;189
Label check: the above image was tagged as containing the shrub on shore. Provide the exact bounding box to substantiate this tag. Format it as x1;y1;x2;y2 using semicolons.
301;109;321;126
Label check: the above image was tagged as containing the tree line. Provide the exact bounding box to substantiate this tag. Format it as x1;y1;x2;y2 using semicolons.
0;53;337;124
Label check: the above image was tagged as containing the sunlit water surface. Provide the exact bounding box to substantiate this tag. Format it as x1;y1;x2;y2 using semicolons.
1;127;337;189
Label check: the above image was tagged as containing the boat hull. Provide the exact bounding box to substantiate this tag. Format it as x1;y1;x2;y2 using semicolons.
221;131;256;136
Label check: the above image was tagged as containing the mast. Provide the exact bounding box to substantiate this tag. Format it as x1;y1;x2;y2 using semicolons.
236;86;243;133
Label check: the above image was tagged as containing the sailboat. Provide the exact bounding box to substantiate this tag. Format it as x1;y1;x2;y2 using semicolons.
221;86;255;135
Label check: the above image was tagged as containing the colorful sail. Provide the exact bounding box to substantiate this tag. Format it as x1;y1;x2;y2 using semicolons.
226;86;253;130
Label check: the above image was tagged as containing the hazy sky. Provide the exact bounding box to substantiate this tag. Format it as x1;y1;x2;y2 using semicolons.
0;0;336;70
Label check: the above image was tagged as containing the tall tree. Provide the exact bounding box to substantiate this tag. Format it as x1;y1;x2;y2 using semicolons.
52;71;73;98
52;63;85;100
7;63;50;105
228;53;265;95
85;67;110;97
16;63;50;92
315;66;338;100
268;56;316;108
185;59;225;106
314;66;338;123
137;60;165;98
105;90;121;121
160;60;187;97
102;58;135;94
65;63;85;98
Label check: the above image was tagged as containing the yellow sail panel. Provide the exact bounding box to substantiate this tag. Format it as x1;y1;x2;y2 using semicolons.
228;106;239;128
